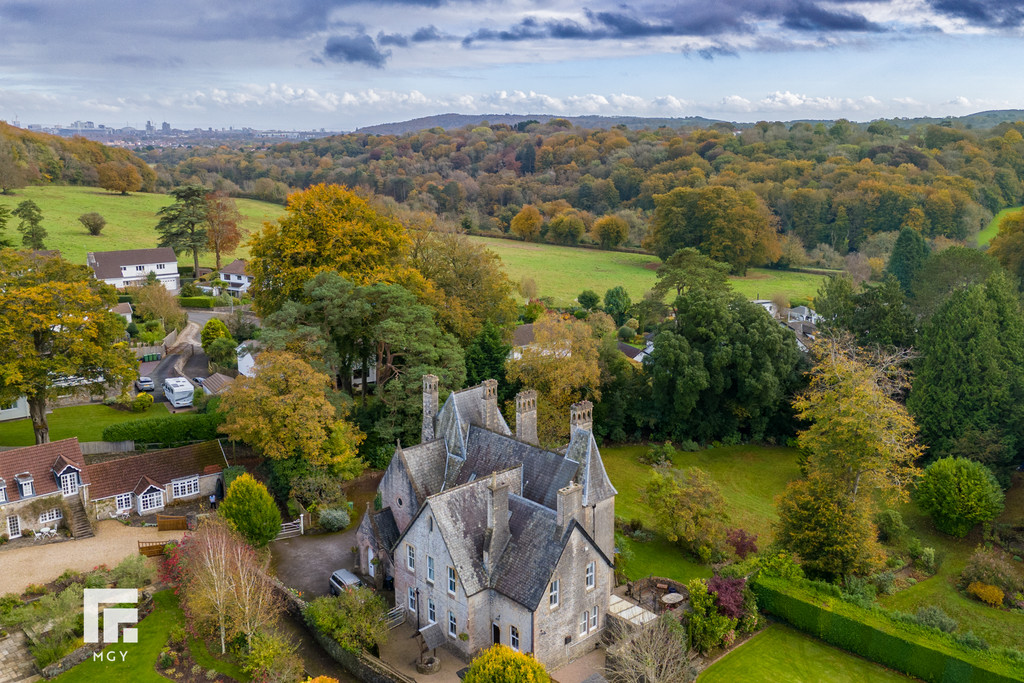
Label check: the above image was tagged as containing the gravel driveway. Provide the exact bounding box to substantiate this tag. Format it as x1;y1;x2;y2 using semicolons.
0;520;186;595
270;525;360;599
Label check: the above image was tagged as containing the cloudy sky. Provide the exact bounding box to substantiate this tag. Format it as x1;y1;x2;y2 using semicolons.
1;0;1022;131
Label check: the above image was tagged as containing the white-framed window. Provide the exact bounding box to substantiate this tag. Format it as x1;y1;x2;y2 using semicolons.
585;561;595;589
427;556;435;583
116;493;133;512
171;476;199;499
38;508;62;524
0;486;6;503
448;611;457;637
156;264;165;270
447;566;456;595
19;479;33;497
408;587;417;611
407;544;416;571
579;611;588;635
549;579;559;609
510;625;520;651
139;489;163;512
428;599;436;623
135;265;144;272
591;605;598;630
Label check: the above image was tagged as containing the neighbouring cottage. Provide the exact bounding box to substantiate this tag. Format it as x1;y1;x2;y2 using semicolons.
84;441;228;519
217;259;254;296
357;377;616;670
0;438;91;540
87;248;180;291
201;373;235;396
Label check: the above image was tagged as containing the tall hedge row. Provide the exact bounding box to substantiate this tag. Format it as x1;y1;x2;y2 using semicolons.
101;413;224;446
753;577;1023;682
178;296;216;309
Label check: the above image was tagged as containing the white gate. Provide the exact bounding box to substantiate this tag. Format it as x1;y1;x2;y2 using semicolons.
273;516;304;541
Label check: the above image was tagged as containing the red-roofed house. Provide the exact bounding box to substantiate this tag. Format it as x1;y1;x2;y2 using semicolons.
0;438;90;540
84;441;228;519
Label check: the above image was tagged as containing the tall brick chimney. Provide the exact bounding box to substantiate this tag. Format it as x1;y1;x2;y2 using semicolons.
515;389;538;445
570;400;593;433
556;481;583;539
421;374;439;443
484;473;511;573
482;378;499;430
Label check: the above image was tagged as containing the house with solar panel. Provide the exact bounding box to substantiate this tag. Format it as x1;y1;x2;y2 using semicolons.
356;376;616;669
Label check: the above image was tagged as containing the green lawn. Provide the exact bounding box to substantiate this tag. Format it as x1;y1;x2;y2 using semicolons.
877;481;1024;651
699;624;916;683
0;185;283;268
0;403;169;446
977;206;1022;247
469;236;826;307
54;590;246;683
602;444;801;583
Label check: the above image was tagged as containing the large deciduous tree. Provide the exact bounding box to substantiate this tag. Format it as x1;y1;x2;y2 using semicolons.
204;191;244;271
988;210;1024;287
13;199;46;249
606;615;695;683
505;315;601;446
509;204;543;242
217;350;365;473
0;250;136;443
248;183;424;315
647;185;780;275
97;161;143;195
644;467;730;563
908;271;1024;482
156;184;209;275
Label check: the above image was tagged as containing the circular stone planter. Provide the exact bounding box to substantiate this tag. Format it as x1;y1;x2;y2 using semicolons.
416;656;441;674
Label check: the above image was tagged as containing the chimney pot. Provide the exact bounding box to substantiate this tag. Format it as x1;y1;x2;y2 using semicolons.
515;389;539;445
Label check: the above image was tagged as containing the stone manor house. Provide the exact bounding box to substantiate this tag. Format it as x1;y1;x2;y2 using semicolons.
357;376;617;669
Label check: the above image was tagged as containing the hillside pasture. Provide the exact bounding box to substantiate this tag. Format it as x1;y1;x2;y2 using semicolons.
977;206;1022;247
468;236;826;307
0;185;283;267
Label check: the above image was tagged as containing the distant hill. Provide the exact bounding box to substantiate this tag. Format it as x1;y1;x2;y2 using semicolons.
355;113;732;135
355;110;1024;136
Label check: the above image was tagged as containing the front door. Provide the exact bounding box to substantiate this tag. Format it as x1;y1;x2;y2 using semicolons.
6;515;20;539
61;472;78;496
367;547;376;578
492;623;500;645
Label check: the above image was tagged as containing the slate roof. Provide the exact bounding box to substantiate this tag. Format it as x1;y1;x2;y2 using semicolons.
565;427;617;506
87;248;177;279
373;508;401;554
0;438;89;501
85;441;227;500
220;259;250;276
490;495;564;608
435;383;511;459
456;428;577;509
418;622;446;651
399;440;448;500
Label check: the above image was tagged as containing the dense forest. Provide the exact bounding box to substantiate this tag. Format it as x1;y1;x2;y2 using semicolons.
142;118;1024;268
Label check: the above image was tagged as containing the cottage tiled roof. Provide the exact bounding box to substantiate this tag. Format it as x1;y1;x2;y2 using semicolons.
457;427;577;509
87;248;177;279
512;324;535;347
220;259;250;276
133;475;163;496
426;478;494;597
85;441;227;500
617;341;643;361
0;438;88;501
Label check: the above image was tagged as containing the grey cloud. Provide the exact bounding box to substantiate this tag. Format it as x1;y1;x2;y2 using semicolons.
782;2;884;32
928;0;1024;28
324;33;391;67
378;32;410;47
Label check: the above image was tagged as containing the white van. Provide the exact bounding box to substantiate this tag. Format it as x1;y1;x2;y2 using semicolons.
163;377;194;408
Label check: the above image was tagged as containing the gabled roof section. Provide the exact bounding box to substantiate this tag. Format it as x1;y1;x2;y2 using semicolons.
133;475;163;496
435;382;511;462
86;441;227;500
372;507;401;554
0;438;87;501
202;373;234;395
87;248;177;279
400;439;448;499
220;259;250;276
565;427;617;506
458;427;576;509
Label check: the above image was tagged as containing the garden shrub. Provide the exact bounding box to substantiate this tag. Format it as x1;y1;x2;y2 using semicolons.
916;457;1005;538
304;589;389;654
219;474;282;548
101;412;224;445
726;528;758;559
707;575;747;619
111;552;155;588
914;606;957;634
960;548;1024;597
967;582;1005;608
873;571;898;596
223;465;246;490
464;644;552;682
956;631;990;651
131;391;154;413
318;508;351;532
875;509;908;543
168;624;188;648
916;547;937;574
242;630;304;683
639;442;674;466
686;578;737;654
907;537;923;560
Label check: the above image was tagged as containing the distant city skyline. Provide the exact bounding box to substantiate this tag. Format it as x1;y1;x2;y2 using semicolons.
1;0;1022;131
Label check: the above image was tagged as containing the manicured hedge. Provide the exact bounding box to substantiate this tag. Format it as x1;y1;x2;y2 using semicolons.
178;296;216;308
101;412;224;446
753;577;1024;682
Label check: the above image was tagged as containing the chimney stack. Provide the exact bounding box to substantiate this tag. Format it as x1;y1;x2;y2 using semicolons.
422;374;439;443
515;389;538;445
482;379;499;430
484;473;511;573
556;481;583;539
569;400;593;433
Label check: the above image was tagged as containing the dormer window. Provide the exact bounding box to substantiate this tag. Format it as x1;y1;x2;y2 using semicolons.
15;473;34;498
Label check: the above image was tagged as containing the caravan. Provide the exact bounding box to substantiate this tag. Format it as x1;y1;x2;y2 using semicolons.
163;377;194;408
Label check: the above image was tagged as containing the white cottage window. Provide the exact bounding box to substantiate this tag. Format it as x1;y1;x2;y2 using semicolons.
447;566;456;595
407;544;416;571
172;476;199;499
579;610;588;635
408;587;417;611
585;561;595;589
448;611;457;637
116;493;133;512
427;556;435;583
39;508;63;524
428;599;436;623
549;579;560;608
139;489;163;512
510;625;520;651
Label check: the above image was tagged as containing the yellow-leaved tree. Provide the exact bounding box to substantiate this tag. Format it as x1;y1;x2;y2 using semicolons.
217;351;364;476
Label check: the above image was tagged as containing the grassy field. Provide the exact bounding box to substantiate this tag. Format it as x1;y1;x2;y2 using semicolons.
469;236;827;307
878;473;1024;650
602;444;801;583
0;403;170;446
699;624;915;683
54;590;246;683
977;206;1022;247
0;185;282;268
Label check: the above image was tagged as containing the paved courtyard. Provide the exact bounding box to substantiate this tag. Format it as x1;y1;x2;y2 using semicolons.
0;520;185;595
269;525;360;599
